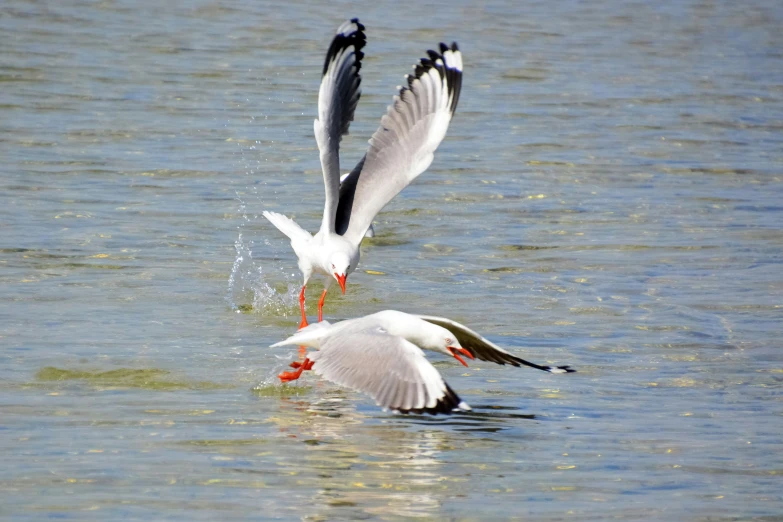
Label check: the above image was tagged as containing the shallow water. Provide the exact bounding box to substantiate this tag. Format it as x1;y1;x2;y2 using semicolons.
2;0;782;520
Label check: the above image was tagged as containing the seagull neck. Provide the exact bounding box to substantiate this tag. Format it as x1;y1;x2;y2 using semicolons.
375;312;442;354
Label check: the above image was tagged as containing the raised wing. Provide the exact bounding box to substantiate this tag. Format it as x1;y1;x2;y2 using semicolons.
309;330;471;415
335;43;462;242
417;315;576;373
340;172;374;237
314;19;366;234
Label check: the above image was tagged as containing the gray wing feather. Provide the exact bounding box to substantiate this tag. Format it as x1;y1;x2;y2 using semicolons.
309;330;470;414
315;19;366;234
416;315;576;373
335;43;462;241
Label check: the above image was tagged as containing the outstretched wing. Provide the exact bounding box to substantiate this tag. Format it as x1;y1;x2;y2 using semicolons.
416;315;576;373
314;19;366;234
335;43;462;242
309;330;471;415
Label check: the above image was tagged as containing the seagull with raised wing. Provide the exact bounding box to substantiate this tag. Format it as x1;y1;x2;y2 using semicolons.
270;310;574;415
262;19;462;328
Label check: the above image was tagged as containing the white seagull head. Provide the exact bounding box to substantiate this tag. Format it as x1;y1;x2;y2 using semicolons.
412;321;475;367
328;251;352;294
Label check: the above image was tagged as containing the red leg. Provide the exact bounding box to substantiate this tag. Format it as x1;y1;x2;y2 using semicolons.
279;358;312;382
298;285;308;328
317;288;328;322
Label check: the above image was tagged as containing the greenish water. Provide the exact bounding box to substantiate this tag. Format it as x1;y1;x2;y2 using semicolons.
2;0;782;520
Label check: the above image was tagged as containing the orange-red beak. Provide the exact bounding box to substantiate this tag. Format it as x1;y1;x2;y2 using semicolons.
334;273;347;294
447;346;474;367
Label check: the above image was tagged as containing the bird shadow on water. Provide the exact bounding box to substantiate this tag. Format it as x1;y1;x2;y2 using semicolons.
256;383;538;435
384;404;537;434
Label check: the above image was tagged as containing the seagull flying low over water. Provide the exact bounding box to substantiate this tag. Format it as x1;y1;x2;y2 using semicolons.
262;19;463;328
271;311;575;415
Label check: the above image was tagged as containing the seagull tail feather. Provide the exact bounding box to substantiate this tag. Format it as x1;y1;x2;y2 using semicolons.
262;211;312;243
270;320;332;349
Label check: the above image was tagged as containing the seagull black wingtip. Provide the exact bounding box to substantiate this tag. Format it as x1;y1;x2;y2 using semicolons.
394;383;468;416
321;19;367;77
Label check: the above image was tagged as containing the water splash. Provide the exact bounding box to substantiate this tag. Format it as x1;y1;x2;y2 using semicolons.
226;139;299;316
227;215;299;316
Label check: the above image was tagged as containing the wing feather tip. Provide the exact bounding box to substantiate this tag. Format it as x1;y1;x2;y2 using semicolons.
388;383;468;416
548;365;576;374
322;19;367;77
399;42;462;116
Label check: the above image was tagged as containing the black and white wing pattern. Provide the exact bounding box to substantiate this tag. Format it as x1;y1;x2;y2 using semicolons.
308;329;471;415
335;43;462;242
416;315;576;373
315;19;366;234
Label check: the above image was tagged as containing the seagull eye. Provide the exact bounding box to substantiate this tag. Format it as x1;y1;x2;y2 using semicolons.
446;338;453;345
331;264;335;269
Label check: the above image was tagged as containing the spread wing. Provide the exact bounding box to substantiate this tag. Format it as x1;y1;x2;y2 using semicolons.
416;315;576;373
335;43;462;242
308;329;471;415
314;19;366;234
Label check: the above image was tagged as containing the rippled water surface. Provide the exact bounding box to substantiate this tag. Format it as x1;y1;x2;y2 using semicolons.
2;0;782;520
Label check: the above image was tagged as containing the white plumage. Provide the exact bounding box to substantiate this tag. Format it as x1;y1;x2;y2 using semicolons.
263;19;462;327
272;311;575;415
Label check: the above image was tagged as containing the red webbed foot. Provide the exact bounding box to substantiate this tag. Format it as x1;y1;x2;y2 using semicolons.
289;360;314;370
279;358;312;382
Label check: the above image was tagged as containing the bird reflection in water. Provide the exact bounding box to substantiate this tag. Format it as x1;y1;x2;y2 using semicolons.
266;387;536;519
